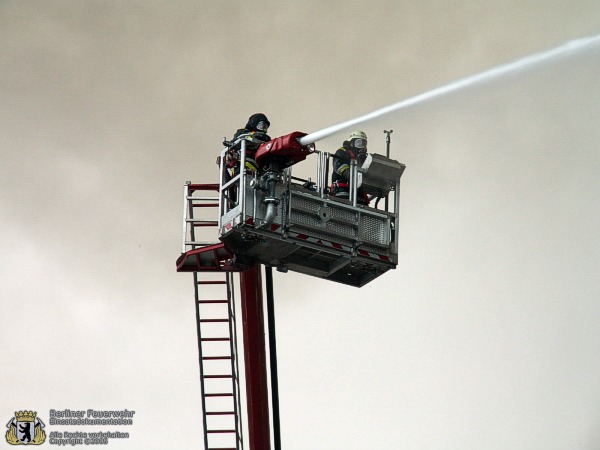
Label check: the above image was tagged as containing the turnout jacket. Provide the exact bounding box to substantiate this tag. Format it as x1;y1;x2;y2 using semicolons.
331;145;366;184
225;129;271;173
331;145;369;205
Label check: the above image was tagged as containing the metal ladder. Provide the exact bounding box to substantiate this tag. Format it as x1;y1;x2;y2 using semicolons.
183;183;244;450
194;271;243;450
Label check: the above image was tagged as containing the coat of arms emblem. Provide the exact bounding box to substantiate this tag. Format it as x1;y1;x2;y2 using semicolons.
5;411;46;445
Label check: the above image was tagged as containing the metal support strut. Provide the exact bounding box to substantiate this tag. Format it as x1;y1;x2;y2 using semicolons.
265;266;281;450
240;266;271;450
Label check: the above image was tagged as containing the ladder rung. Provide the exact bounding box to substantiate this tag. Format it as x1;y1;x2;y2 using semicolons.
198;300;228;304
204;375;233;379
205;393;233;397
200;319;229;323
191;203;219;207
202;356;232;360
206;411;235;415
201;338;230;342
207;448;237;450
197;281;227;285
207;430;236;434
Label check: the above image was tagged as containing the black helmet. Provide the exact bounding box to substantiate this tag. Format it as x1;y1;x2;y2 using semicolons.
245;113;270;132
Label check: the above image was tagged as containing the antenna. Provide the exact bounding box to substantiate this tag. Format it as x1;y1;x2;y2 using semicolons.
383;129;393;159
384;130;393;210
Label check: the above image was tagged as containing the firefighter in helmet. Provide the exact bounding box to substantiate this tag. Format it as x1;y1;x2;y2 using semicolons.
219;113;271;207
225;113;271;175
331;130;370;205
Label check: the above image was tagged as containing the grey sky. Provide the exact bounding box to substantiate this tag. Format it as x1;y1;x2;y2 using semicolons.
1;1;599;449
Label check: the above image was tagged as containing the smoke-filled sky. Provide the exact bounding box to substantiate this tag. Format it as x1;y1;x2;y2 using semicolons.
1;1;599;449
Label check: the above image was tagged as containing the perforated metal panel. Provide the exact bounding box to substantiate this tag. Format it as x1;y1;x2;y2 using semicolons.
325;220;357;239
328;205;358;222
360;214;388;245
292;195;321;213
285;189;392;245
290;209;321;228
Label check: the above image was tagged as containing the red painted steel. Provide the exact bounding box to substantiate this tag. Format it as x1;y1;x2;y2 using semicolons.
188;183;220;193
255;131;311;169
176;243;238;272
240;265;271;450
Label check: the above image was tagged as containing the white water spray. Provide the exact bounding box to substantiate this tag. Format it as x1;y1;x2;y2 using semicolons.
298;34;600;146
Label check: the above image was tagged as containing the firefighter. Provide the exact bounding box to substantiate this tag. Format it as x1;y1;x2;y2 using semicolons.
219;113;271;208
225;113;271;175
330;130;370;205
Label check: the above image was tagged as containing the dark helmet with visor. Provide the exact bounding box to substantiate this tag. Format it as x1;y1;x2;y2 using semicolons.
246;113;270;133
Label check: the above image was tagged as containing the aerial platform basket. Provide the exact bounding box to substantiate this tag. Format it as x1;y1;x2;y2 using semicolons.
178;134;406;287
